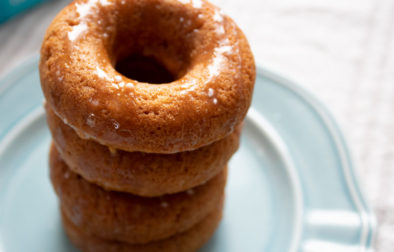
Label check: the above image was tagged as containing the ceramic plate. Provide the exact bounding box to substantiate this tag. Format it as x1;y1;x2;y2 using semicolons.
0;56;376;252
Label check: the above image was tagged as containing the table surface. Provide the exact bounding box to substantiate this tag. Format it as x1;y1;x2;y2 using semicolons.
0;0;393;250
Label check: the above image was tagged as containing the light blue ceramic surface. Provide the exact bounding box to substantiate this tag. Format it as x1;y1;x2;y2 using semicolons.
0;56;376;252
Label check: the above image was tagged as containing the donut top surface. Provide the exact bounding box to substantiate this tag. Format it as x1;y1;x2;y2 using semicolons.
40;0;255;153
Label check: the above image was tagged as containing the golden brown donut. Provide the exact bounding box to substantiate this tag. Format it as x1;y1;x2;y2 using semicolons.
40;0;255;153
49;145;226;244
61;200;223;252
46;105;239;196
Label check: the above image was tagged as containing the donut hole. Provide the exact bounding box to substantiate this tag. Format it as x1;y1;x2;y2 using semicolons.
115;54;175;84
110;1;202;84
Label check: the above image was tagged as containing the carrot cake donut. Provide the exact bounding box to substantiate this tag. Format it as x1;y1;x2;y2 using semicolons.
46;105;239;196
40;0;255;153
61;199;224;252
50;145;226;244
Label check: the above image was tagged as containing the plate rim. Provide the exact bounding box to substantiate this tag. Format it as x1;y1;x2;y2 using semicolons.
255;64;377;250
246;108;304;252
0;55;377;251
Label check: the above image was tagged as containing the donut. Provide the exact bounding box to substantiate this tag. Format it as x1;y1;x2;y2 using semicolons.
49;145;226;244
61;200;223;252
46;105;239;196
40;0;255;153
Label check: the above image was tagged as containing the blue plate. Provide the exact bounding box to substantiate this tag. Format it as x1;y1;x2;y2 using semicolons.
0;56;376;252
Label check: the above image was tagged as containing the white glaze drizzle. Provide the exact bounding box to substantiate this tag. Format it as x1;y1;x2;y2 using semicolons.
191;0;202;8
177;0;202;9
208;43;232;77
180;79;197;95
177;7;233;106
89;97;99;106
213;9;223;22
86;113;96;127
98;0;111;6
55;68;64;82
68;0;112;41
208;88;214;97
204;9;237;105
96;66;112;80
112;120;120;129
95;67;134;92
68;23;88;41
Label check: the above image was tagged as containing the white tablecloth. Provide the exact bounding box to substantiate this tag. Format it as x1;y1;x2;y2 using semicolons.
1;0;393;250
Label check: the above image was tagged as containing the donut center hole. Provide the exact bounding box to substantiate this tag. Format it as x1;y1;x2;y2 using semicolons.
109;1;203;84
115;54;175;84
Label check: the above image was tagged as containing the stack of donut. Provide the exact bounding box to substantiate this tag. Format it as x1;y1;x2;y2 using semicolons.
40;0;255;251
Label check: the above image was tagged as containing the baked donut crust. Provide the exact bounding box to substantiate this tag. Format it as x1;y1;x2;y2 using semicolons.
61;200;223;252
40;0;255;153
46;105;239;196
49;145;226;244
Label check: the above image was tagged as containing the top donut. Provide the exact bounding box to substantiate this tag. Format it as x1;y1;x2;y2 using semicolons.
40;0;255;153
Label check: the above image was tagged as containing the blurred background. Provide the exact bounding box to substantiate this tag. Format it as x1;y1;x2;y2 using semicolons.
0;0;393;250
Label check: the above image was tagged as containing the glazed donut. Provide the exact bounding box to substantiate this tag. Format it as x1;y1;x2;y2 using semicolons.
40;0;255;153
46;105;239;196
50;145;226;244
61;200;224;252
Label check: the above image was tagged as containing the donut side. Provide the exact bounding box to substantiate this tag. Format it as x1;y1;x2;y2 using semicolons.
61;199;224;252
46;105;239;196
49;144;227;244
